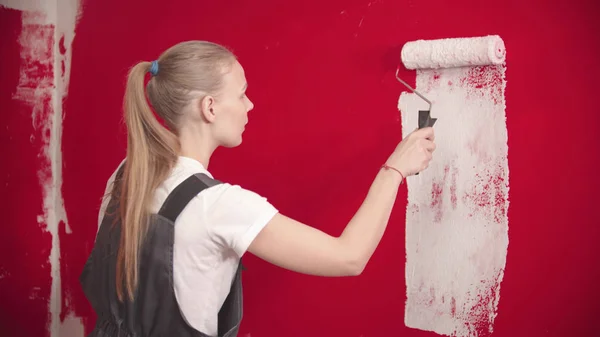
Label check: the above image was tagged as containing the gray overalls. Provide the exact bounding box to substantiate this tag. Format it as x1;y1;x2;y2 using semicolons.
80;168;244;337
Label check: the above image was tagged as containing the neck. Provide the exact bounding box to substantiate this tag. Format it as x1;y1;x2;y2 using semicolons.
177;124;217;169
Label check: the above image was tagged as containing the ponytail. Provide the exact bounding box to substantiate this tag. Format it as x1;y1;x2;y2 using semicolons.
115;61;179;302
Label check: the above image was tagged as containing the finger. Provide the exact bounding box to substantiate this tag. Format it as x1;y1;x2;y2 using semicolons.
417;139;435;152
426;128;435;141
417;126;435;139
424;140;436;152
422;150;432;161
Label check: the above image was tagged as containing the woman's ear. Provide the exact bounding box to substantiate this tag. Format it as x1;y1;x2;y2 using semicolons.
200;95;216;123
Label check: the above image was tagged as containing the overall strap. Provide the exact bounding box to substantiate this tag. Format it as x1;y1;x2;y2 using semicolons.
159;173;221;222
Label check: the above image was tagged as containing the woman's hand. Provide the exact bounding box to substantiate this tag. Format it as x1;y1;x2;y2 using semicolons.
386;127;436;177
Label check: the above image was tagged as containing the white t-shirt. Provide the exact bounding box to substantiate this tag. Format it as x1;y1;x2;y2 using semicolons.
97;156;279;335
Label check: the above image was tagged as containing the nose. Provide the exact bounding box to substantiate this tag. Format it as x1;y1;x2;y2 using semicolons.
247;97;254;112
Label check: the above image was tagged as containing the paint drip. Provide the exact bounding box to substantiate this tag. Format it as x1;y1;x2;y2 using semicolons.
398;42;509;337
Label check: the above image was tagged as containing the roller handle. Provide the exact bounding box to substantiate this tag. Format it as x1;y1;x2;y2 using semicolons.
414;110;437;176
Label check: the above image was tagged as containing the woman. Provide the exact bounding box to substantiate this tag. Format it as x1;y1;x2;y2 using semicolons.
80;40;435;337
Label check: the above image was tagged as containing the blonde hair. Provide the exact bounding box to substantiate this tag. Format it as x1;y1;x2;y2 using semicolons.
114;41;236;301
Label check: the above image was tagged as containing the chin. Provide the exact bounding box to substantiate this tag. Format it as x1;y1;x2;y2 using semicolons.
224;137;243;148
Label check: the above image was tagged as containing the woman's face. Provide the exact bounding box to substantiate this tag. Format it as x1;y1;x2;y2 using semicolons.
210;60;254;148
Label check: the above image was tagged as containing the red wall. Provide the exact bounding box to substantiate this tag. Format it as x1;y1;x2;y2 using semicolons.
2;0;599;336
0;7;55;337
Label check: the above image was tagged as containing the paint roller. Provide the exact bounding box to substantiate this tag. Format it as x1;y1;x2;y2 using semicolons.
395;35;506;174
395;35;506;129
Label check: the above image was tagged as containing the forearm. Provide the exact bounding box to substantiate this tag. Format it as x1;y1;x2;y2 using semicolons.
248;127;433;277
248;166;405;277
338;167;403;271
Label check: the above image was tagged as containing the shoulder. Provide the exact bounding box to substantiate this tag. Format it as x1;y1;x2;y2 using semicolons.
198;180;279;226
164;157;279;228
195;181;279;257
201;180;273;207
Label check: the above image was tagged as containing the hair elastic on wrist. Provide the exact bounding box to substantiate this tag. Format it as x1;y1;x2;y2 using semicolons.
381;164;404;180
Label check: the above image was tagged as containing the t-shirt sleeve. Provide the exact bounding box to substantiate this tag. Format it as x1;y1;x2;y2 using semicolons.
206;183;279;257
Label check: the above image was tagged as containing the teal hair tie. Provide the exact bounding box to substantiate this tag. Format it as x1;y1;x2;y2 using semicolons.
149;60;159;76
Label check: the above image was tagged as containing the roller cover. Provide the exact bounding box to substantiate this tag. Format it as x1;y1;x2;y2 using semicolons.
401;35;506;70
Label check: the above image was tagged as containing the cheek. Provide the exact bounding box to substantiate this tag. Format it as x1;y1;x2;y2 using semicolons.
223;103;245;130
239;101;249;121
218;98;247;129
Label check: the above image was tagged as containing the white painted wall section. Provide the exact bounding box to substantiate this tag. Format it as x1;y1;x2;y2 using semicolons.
398;36;510;337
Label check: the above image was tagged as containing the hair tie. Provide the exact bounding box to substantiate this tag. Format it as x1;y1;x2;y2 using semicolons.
149;60;159;76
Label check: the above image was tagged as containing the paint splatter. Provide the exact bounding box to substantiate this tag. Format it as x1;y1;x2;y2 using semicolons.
399;58;509;336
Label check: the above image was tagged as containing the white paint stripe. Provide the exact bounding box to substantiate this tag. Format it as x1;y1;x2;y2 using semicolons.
399;63;509;336
1;0;82;336
0;0;56;21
